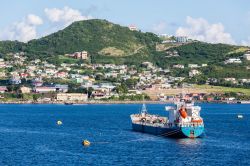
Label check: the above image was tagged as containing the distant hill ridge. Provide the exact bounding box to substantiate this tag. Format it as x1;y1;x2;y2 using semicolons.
0;19;248;67
0;19;159;56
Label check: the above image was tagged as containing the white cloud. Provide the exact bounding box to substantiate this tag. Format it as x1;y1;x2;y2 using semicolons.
152;22;167;34
241;37;250;46
0;14;43;42
26;14;43;25
176;16;235;44
44;6;92;26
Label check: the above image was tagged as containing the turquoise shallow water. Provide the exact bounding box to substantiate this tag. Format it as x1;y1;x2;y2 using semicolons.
0;103;249;165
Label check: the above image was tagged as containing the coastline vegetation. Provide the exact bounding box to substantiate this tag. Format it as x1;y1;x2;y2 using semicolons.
195;85;250;98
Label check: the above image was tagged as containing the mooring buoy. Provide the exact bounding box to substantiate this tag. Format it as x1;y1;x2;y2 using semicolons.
82;140;91;146
57;120;63;125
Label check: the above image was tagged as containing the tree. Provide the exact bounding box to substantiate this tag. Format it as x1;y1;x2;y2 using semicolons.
124;79;138;89
7;85;20;93
115;83;128;94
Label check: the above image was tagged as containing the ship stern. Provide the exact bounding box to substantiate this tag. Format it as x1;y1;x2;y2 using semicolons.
181;126;204;138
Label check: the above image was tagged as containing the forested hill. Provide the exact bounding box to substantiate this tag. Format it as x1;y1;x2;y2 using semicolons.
0;19;160;57
157;42;248;66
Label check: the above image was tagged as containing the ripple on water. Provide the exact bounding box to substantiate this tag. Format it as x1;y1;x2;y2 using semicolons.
0;103;249;165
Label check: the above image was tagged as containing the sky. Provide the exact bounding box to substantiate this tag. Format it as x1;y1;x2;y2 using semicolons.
0;0;250;45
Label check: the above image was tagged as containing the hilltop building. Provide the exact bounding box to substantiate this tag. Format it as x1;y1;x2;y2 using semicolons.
73;51;89;60
175;36;188;43
243;50;250;60
67;51;89;60
128;25;137;31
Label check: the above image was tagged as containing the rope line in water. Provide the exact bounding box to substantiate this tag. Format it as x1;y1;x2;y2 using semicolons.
89;130;181;145
92;138;151;145
159;129;180;137
161;131;179;137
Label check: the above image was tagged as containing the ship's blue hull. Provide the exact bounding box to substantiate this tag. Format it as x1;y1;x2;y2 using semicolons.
132;123;204;138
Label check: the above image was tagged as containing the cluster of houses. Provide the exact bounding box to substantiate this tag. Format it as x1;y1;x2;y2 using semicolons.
0;49;250;102
166;50;179;58
0;52;187;101
158;92;241;102
172;63;207;69
172;63;208;77
224;50;250;64
223;78;250;84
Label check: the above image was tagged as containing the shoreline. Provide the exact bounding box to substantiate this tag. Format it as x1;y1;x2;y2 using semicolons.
0;100;172;105
0;100;247;105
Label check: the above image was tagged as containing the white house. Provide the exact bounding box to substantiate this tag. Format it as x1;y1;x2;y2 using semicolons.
175;36;188;43
56;93;88;101
188;64;199;68
0;72;6;77
224;78;237;84
224;58;242;64
33;87;56;93
189;70;200;77
243;51;250;60
173;64;184;69
20;87;32;94
0;60;6;68
0;86;7;93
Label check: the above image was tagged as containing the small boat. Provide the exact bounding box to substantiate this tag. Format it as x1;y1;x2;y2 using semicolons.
130;100;205;138
238;101;250;104
64;102;73;105
237;115;243;119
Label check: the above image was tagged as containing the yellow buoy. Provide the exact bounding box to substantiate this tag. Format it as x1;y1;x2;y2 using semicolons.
57;120;63;125
82;140;91;146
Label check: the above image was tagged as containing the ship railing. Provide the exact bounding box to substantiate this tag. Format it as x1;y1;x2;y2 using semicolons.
133;121;166;127
178;122;204;128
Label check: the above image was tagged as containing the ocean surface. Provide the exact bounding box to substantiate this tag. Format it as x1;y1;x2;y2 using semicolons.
0;103;249;166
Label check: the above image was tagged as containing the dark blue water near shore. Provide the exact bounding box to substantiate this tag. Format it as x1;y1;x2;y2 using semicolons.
0;103;249;165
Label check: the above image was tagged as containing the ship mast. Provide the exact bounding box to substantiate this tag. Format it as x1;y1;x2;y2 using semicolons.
141;103;147;114
140;95;148;114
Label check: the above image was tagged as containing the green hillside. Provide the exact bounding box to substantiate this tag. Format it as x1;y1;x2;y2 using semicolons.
153;42;248;67
0;19;248;69
25;19;160;57
0;41;25;55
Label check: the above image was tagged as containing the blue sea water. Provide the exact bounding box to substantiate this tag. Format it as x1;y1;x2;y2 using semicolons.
0;103;249;166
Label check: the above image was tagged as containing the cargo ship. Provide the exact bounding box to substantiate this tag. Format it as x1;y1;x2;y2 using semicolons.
130;101;204;138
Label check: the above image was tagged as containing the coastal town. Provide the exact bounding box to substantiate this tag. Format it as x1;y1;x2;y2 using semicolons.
0;45;250;104
1;1;250;165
